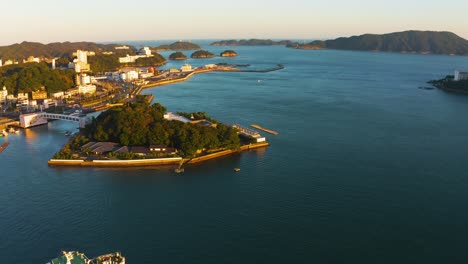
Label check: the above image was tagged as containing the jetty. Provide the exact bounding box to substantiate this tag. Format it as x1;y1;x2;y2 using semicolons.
0;142;10;153
251;124;279;135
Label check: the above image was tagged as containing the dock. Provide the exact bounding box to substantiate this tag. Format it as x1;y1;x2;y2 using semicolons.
251;124;279;135
0;142;10;153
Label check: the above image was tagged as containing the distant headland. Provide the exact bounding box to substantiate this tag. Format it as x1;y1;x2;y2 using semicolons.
211;39;296;46
289;30;468;56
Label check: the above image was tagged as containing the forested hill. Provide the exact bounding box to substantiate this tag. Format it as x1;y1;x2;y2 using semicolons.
211;39;296;46
293;31;468;55
0;41;133;60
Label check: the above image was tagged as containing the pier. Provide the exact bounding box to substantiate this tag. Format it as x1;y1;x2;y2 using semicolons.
232;124;266;142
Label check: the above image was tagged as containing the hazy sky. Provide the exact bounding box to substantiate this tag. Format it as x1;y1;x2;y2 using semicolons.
1;0;468;45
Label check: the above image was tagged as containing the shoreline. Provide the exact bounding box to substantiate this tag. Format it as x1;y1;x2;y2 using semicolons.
48;142;269;167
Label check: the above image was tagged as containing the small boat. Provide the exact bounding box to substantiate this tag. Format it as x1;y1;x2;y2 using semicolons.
175;168;185;173
234;168;241;172
65;131;71;136
0;142;10;153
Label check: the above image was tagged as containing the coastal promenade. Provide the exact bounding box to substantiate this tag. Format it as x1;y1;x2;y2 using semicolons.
48;142;269;167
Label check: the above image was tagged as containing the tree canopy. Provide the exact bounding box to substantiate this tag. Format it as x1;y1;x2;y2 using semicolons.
84;101;240;157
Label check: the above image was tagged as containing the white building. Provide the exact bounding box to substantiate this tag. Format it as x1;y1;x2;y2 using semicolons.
139;72;154;79
181;63;192;72
51;91;64;98
78;84;97;94
454;70;468;81
72;50;90;73
119;55;140;64
0;59;2;67
17;93;29;101
120;71;139;81
0;86;7;102
139;47;152;56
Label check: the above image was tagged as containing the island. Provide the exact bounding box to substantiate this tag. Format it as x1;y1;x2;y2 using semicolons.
169;51;188;60
211;39;296;46
50;251;125;264
49;98;269;167
289;30;468;56
220;50;238;57
191;50;215;59
154;41;201;51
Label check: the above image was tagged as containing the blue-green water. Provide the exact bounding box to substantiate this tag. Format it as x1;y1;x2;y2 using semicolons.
1;44;468;263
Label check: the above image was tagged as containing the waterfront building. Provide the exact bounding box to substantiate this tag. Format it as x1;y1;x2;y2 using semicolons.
120;70;139;81
78;84;97;94
139;72;154;79
0;86;7;103
454;70;468;81
181;63;193;72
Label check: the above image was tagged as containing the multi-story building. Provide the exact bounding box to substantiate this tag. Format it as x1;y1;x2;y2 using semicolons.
78;84;97;94
0;86;7;102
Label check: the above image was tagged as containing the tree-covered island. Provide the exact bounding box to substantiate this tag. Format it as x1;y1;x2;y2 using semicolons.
53;99;242;160
191;50;215;59
169;52;188;60
220;50;237;57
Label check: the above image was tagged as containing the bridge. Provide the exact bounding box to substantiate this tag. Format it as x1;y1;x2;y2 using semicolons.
20;112;91;128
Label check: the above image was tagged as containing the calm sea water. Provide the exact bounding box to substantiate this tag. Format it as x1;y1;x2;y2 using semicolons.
1;43;468;263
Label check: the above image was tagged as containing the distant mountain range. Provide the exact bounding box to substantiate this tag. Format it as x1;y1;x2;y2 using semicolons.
0;41;132;60
290;31;468;55
211;39;296;46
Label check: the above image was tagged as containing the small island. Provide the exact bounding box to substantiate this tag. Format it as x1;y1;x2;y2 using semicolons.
191;50;215;59
49;98;269;167
169;51;188;60
155;41;201;51
220;50;237;57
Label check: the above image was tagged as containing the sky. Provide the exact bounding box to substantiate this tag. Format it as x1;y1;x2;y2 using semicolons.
1;0;468;45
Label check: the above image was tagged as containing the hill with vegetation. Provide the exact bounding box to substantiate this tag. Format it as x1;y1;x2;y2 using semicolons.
220;50;238;57
88;53;166;73
191;50;215;59
155;42;201;51
290;31;468;55
169;52;188;60
0;41;134;60
211;39;296;46
0;62;74;95
83;100;240;157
